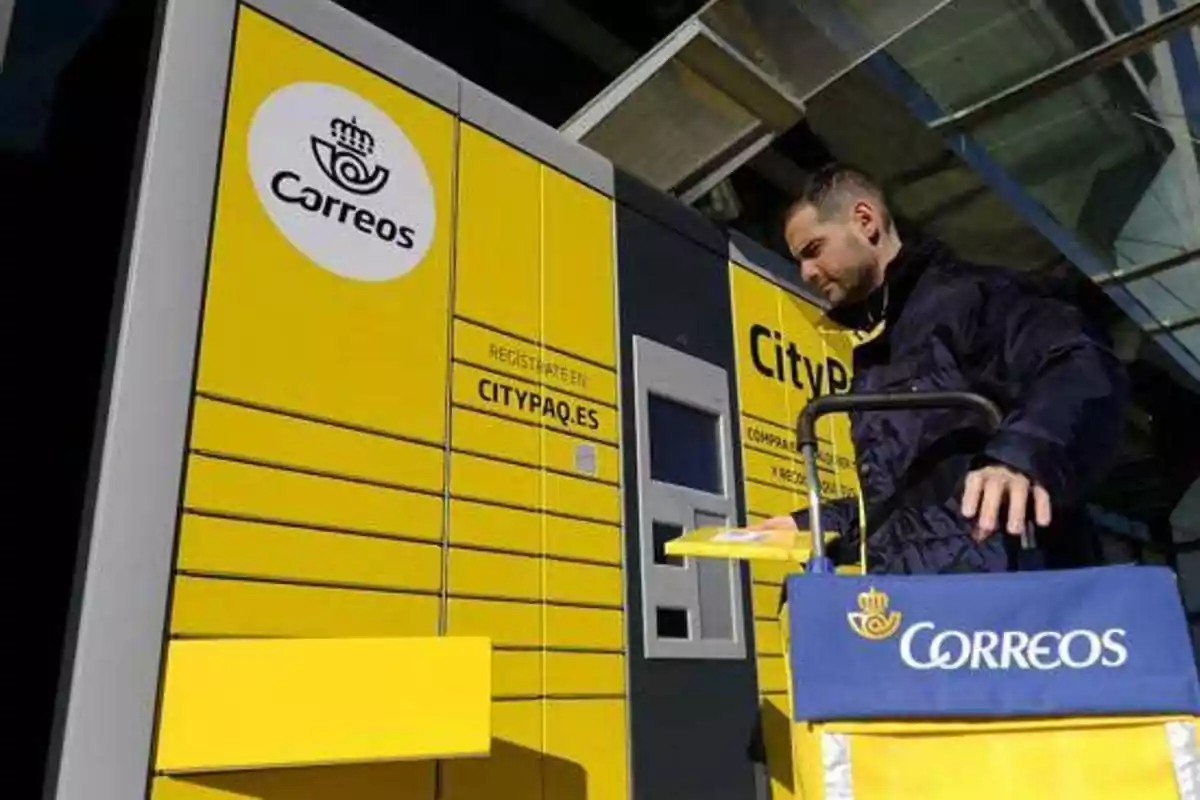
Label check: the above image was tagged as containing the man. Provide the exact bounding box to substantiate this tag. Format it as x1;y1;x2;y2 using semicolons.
753;164;1128;573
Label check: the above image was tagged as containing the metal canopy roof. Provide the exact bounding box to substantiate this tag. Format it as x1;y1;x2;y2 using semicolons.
560;12;803;203
560;0;956;201
562;0;1200;386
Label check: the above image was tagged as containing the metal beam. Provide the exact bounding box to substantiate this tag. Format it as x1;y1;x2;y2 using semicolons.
1153;312;1200;334
930;0;1200;132
1095;245;1200;285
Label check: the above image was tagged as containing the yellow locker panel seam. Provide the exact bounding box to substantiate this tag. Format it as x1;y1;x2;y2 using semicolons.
196;393;446;453
175;571;442;598
196;390;446;449
447;547;540;601
446;595;622;612
151;766;438;800
182;510;441;549
544;558;623;606
437;102;462;644
451;446;619;489
450;541;619;568
449;402;617;449
456;312;616;373
445;494;617;528
452;406;621;483
189;450;444;497
168;575;440;638
172;634;277;641
494;645;545;651
539;158;549;778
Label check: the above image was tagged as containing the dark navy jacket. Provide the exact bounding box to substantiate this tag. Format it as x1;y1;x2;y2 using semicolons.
791;237;1128;574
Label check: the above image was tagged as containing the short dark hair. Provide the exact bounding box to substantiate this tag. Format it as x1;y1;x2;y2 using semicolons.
784;162;894;230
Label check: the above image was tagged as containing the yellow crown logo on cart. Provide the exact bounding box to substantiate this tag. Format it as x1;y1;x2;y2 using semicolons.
847;587;902;640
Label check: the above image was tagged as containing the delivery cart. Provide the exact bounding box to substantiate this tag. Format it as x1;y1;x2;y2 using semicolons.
667;391;1200;799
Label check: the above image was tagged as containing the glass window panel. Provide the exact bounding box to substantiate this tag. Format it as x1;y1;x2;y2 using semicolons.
883;0;1156;116
1173;324;1200;360
1127;274;1197;321
1153;259;1200;314
648;393;724;494
968;27;1200;275
700;0;951;104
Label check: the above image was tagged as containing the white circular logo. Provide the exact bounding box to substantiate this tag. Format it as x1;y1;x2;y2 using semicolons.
247;82;435;282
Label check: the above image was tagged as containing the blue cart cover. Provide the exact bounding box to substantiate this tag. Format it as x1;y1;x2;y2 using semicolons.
786;565;1200;721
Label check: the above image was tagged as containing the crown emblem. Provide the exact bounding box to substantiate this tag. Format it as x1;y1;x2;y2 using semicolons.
331;115;375;157
846;586;902;641
311;114;390;196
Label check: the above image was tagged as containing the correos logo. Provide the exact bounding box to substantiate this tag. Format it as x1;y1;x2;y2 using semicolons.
247;82;435;282
898;622;1128;671
848;587;1129;671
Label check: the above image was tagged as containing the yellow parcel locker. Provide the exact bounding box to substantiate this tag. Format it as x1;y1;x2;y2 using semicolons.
194;6;455;446
182;454;443;544
442;699;544;800
447;499;543;556
729;264;789;426
188;396;445;495
169;575;439;639
779;290;856;483
541;165;617;369
175;514;443;594
543;514;622;565
544;699;630;800
152;761;436;800
456;125;541;340
543;427;620;485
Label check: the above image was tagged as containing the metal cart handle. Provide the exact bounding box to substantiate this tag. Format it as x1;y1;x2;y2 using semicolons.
795;391;1029;573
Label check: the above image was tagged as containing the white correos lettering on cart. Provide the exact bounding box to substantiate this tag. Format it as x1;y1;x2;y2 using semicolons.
898;621;1129;671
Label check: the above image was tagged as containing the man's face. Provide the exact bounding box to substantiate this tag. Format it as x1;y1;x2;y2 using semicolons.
784;202;879;306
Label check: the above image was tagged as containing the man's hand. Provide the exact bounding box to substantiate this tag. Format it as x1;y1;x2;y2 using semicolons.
748;515;799;532
961;464;1051;541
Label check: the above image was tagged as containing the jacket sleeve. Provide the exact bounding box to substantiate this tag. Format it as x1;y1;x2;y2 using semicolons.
789;496;862;565
972;280;1129;507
